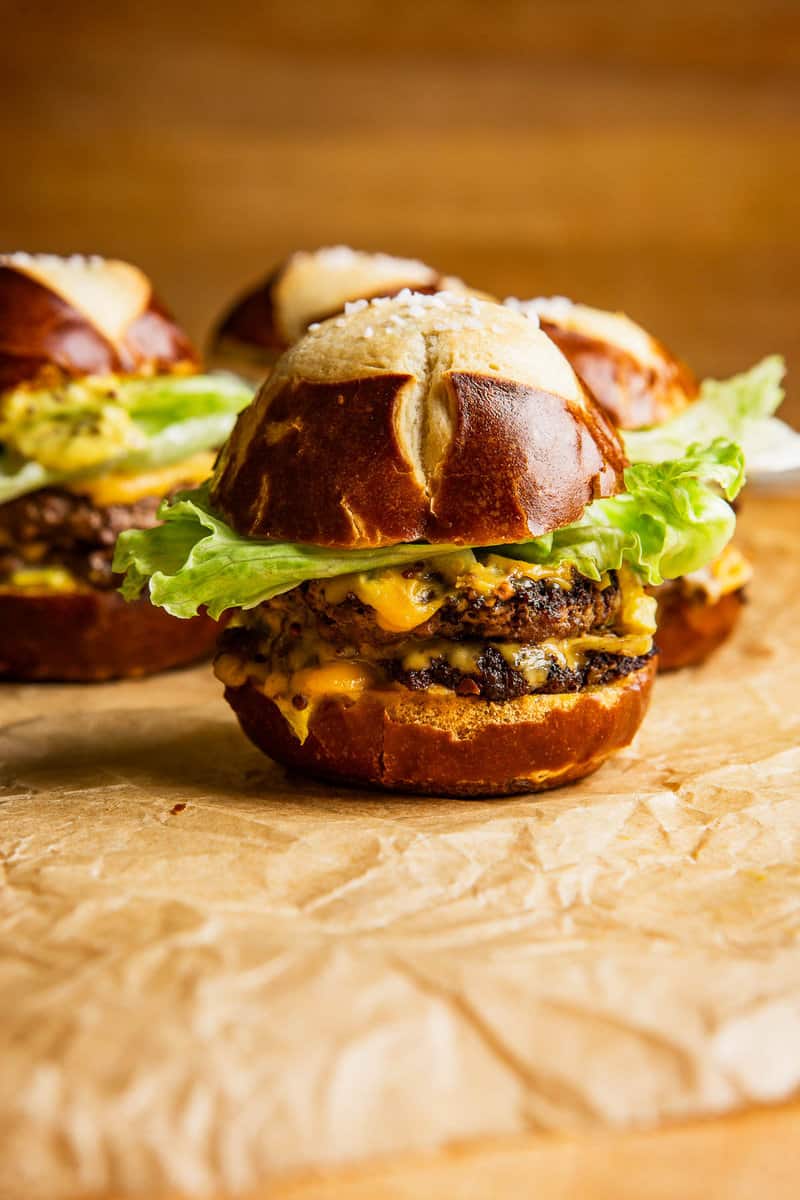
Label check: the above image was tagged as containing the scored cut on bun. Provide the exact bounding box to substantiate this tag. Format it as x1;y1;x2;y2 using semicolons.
0;252;197;390
225;659;657;797
0;587;217;682
509;296;697;430
208;246;484;378
212;291;627;549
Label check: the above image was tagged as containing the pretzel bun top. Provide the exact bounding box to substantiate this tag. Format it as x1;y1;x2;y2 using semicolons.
0;253;197;390
210;246;483;374
508;296;698;430
211;291;627;549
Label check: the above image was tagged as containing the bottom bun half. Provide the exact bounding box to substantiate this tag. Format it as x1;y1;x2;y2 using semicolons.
225;660;657;797
0;588;218;682
653;587;745;672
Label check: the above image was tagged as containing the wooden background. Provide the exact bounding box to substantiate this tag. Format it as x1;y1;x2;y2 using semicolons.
3;0;799;419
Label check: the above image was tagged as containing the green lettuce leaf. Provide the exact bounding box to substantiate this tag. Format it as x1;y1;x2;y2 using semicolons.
114;486;464;620
503;440;744;585
0;372;253;504
115;441;743;618
623;355;785;465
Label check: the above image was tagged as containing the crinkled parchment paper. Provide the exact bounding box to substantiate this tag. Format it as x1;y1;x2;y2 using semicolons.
1;493;799;1200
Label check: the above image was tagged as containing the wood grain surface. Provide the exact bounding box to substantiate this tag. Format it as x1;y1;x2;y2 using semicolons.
2;0;799;420
266;1100;800;1199
104;1101;800;1199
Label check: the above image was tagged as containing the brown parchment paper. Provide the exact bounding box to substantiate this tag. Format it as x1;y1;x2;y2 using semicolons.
1;492;800;1200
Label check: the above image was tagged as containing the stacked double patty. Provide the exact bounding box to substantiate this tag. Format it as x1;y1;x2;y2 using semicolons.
0;487;162;589
219;557;654;705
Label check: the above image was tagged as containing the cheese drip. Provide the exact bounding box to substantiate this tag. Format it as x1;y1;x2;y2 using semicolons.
215;649;376;742
679;543;752;603
66;451;216;506
319;551;577;634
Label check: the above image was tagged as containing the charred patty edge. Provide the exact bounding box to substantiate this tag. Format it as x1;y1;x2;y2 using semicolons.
302;568;622;648
384;643;657;700
217;625;656;702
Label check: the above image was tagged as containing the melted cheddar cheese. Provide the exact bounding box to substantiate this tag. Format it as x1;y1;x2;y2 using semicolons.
66;451;216;506
215;647;377;742
1;566;81;594
680;544;752;603
319;550;577;634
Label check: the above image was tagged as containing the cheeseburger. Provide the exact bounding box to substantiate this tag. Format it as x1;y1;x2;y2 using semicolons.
208;245;478;380
509;296;788;670
0;253;252;680
117;292;743;796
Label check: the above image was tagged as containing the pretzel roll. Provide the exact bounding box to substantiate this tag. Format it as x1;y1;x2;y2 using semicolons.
208;246;484;378
211;292;626;548
0;252;197;389
510;296;697;431
651;583;746;671
0;587;217;682
508;296;749;671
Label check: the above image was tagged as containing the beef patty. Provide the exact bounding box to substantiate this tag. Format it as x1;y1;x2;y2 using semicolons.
0;487;163;588
303;568;621;648
385;644;655;701
217;620;654;702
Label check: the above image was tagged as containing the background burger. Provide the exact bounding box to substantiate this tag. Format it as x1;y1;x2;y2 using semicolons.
116;292;744;797
208;245;480;381
0;253;252;680
508;295;791;670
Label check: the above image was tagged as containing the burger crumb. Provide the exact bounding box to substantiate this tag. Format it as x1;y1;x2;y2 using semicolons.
292;693;309;710
455;677;481;696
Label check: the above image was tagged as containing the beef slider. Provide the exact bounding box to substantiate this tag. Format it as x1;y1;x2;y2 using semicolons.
210;291;657;796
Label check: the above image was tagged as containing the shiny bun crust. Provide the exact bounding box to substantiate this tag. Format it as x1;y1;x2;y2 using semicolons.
0;253;197;389
652;586;744;671
212;293;627;548
0;588;218;681
509;298;697;431
209;246;482;375
225;660;656;796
